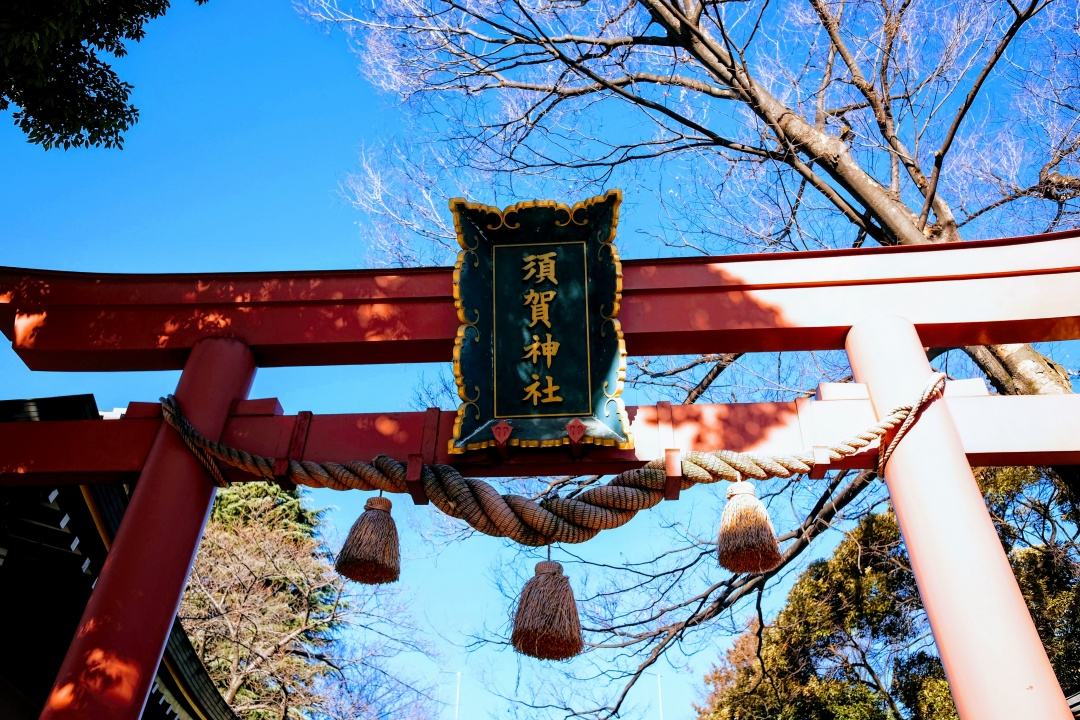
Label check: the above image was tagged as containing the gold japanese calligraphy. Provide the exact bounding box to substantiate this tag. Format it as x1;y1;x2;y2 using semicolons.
522;373;563;405
522;289;556;328
522;251;558;285
448;190;631;452
522;333;560;368
520;249;563;405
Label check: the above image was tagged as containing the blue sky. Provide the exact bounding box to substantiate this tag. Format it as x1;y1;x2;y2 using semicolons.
10;4;1075;719
0;2;720;718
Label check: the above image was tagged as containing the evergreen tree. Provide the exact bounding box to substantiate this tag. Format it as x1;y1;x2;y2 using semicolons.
696;468;1080;720
0;1;208;149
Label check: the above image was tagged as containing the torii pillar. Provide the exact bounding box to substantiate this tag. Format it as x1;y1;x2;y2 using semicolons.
40;339;255;720
847;316;1071;720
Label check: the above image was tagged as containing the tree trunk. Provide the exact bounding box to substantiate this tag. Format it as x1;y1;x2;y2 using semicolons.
964;343;1072;396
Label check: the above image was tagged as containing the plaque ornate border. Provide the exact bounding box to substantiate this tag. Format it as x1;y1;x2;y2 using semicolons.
448;190;632;454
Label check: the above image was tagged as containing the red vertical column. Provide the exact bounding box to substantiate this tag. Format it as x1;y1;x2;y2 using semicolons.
42;339;255;720
846;316;1069;720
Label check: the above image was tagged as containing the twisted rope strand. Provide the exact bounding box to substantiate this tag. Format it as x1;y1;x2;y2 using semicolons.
159;374;946;547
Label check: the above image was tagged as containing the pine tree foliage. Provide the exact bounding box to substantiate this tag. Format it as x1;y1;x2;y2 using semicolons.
180;483;432;720
696;468;1080;720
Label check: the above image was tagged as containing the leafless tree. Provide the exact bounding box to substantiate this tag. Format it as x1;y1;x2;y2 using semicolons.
296;1;1078;716
181;486;434;719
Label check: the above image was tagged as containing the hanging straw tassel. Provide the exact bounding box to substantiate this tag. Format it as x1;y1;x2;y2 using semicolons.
717;481;782;574
335;495;400;584
511;560;583;660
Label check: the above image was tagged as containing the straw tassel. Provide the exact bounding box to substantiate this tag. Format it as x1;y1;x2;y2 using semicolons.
511;560;583;660
335;495;400;584
717;481;781;574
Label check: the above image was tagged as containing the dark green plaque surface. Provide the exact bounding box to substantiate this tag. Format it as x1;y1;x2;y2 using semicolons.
449;190;632;453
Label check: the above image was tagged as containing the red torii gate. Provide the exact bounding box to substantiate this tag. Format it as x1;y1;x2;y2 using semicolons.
2;231;1079;720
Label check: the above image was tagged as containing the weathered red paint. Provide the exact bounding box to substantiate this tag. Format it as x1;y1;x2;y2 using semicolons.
2;233;1078;370
40;339;255;720
846;317;1071;720
2;390;1078;487
0;232;1077;720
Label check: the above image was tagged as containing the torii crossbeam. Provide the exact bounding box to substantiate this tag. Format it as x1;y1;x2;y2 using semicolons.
2;231;1079;720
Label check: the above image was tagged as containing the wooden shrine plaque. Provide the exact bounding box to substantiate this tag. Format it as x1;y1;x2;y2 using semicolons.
448;190;632;453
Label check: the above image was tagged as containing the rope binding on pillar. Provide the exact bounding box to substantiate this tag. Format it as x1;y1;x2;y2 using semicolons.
160;373;946;659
